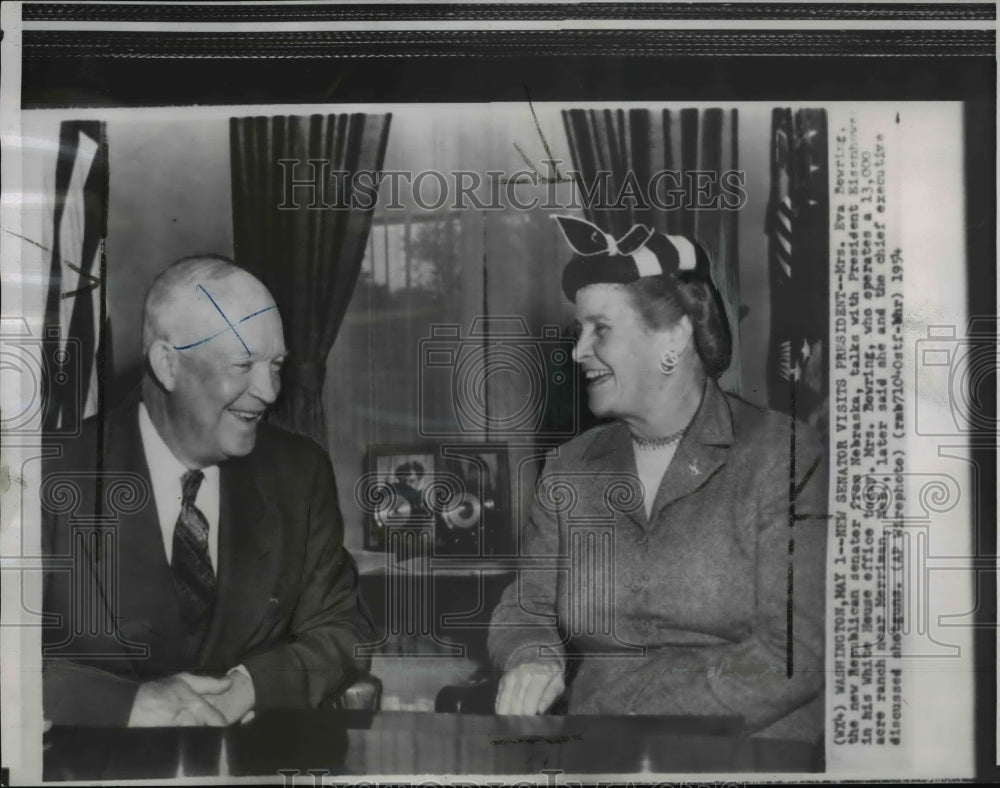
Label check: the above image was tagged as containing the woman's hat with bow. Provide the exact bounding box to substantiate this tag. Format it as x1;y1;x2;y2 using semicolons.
554;216;712;302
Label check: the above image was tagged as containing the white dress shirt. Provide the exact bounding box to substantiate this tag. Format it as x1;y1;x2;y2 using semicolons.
136;403;253;707
138;403;220;570
633;441;680;518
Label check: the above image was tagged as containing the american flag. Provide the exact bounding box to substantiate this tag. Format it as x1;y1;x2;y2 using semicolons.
766;109;829;437
42;121;111;434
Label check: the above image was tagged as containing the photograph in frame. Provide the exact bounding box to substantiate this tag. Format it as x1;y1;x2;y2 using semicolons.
364;442;511;558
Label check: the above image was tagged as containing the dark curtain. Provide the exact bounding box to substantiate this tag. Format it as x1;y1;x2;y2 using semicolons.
230;113;392;447
562;108;742;394
765;109;829;437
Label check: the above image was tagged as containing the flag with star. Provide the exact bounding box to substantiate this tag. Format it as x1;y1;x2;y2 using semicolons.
765;109;829;438
42;121;111;434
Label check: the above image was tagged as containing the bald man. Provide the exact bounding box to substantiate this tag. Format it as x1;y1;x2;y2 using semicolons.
42;255;374;727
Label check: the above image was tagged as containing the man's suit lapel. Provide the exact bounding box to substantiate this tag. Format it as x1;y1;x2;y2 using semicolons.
107;396;189;664
647;378;734;524
200;451;277;667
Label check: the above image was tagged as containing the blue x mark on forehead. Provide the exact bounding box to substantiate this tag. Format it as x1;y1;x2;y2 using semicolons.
173;284;277;357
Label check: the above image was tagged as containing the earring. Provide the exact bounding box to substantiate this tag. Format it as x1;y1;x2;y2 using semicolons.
659;348;678;376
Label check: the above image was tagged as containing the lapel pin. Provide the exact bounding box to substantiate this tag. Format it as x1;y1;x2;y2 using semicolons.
688;461;700;476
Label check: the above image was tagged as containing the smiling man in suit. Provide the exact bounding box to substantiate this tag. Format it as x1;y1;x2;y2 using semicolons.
42;255;374;727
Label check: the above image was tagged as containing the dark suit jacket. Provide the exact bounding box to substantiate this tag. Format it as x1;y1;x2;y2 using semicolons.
489;378;827;743
42;393;375;726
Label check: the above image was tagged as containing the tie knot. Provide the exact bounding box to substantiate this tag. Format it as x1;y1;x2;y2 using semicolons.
181;469;205;505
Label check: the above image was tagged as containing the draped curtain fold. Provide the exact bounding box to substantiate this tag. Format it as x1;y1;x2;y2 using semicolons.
765;109;829;437
43;120;110;435
562;108;741;394
230;113;392;447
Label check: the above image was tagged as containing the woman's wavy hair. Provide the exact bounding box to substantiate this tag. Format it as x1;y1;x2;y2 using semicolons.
623;266;732;379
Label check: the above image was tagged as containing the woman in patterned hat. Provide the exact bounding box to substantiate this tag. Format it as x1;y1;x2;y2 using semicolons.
487;217;828;747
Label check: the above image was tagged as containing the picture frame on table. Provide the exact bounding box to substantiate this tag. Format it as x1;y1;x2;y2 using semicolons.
364;442;511;559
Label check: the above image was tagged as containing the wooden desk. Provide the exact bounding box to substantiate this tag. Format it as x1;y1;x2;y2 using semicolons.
44;710;819;780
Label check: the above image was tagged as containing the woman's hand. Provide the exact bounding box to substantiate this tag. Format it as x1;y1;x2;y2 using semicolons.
495;662;565;715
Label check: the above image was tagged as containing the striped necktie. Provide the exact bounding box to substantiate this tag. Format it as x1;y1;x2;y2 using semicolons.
171;469;216;638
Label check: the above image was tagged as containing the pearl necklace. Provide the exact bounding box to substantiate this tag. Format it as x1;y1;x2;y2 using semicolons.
630;425;688;451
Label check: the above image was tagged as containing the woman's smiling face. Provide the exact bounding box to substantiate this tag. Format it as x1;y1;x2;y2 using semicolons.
572;283;675;423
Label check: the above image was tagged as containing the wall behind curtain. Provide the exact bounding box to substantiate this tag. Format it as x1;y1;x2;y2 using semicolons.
105;117;234;400
736;108;772;405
